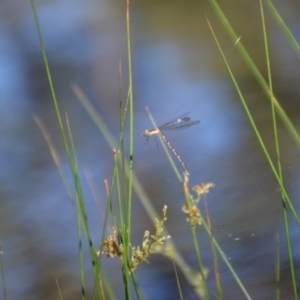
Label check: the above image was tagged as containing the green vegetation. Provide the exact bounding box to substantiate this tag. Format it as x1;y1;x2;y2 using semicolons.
1;1;296;299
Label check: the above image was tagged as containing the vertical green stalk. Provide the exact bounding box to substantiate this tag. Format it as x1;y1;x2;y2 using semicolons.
183;180;210;299
281;206;298;299
31;2;105;297
205;6;300;226
207;8;299;297
75;200;86;300
126;0;134;220
65;117;103;299
191;227;210;300
260;2;297;298
173;262;184;300
30;0;70;160
265;0;300;57
123;0;134;298
207;0;300;148
260;1;279;172
204;200;223;299
200;213;252;300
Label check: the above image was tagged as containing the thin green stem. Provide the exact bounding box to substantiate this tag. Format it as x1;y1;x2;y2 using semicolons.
260;2;297;298
200;214;252;300
183;180;210;299
204;199;223;299
265;0;300;58
31;1;105;297
173;262;184;300
207;11;299;297
206;15;300;227
207;0;300;149
122;1;134;298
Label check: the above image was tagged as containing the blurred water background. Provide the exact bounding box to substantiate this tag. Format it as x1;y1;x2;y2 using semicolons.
1;0;300;299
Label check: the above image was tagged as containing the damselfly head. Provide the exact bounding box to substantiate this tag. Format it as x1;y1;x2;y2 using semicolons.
143;129;150;136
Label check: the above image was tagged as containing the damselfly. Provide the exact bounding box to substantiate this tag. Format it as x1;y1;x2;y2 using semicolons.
143;112;200;175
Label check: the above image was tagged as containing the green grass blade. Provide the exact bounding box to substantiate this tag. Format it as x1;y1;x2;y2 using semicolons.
73;86;210;298
76;205;86;300
260;2;298;298
182;179;210;299
33;115;75;203
30;1;72;162
124;2;134;296
30;2;109;297
173;262;184;300
206;16;300;226
207;0;300;149
203;199;223;299
259;0;283;185
191;226;210;300
65;116;104;299
281;202;298;299
265;0;300;57
201;214;252;300
207;15;299;298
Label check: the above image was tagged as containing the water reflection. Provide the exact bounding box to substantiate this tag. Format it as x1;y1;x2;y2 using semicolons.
1;0;300;299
